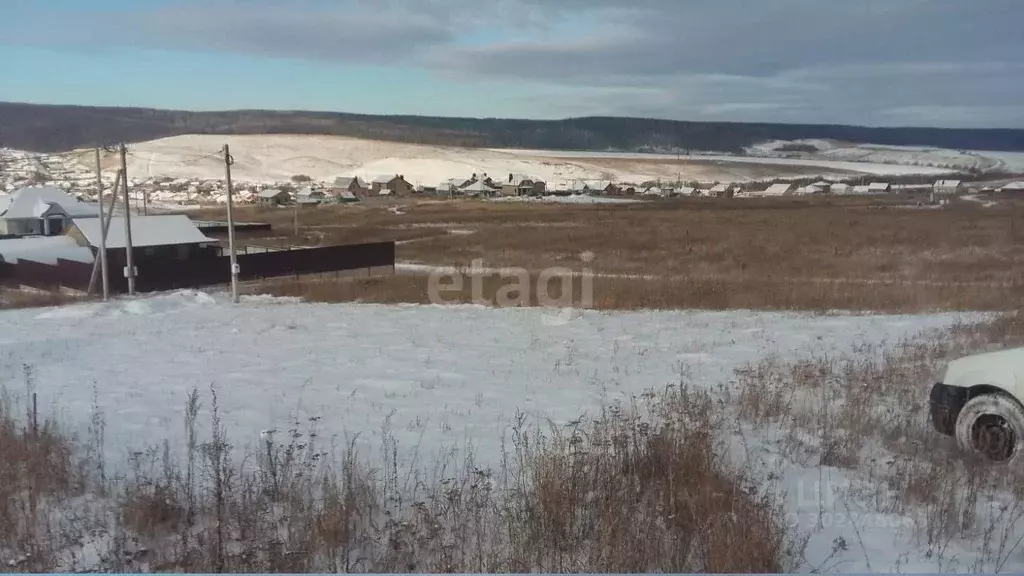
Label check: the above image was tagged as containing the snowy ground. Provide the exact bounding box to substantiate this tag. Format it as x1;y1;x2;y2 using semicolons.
744;139;1024;174
0;291;1010;572
497;147;955;176
489;193;641;204
0;290;969;466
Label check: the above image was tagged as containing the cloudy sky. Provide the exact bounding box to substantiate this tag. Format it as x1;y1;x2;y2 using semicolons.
1;0;1022;127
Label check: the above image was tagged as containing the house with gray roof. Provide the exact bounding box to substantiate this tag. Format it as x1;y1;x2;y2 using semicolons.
460;178;499;197
68;215;219;263
370;175;414;196
762;183;793;197
933;180;963;196
0;186;100;237
257;188;291;206
331;176;368;197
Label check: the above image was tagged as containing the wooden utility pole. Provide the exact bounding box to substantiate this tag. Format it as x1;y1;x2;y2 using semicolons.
119;144;136;295
93;148;110;300
224;145;239;303
87;168;121;297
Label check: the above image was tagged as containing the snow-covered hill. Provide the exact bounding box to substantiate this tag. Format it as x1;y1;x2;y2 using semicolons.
746;139;1024;173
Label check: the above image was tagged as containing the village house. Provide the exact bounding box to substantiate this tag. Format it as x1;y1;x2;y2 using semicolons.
709;184;730;198
933;179;963;196
830;183;851;195
501;174;547;196
296;187;327;206
371;175;415;196
583;181;620;195
331;176;368;197
68;214;219;264
257;188;291;206
762;183;793;197
0;186;100;237
460;178;499;197
868;182;891;194
999;181;1024;193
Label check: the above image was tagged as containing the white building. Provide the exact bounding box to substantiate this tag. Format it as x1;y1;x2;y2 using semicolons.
933;180;963;196
0;186;100;236
763;183;793;197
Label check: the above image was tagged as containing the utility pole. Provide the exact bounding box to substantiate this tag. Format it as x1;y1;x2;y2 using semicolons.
93;148;109;300
87;168;121;298
119;143;136;295
223;144;240;303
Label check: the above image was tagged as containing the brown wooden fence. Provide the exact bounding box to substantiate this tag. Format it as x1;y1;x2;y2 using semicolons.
0;258;93;292
1;241;395;295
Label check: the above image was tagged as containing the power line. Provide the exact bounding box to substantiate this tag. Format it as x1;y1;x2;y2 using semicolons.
125;149;224;167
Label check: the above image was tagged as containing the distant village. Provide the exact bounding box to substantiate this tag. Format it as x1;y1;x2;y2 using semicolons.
2;148;1024;216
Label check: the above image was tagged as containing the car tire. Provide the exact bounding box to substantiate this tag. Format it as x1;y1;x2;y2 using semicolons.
955;393;1024;464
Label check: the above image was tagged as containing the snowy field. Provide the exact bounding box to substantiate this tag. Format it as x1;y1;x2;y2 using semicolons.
0;290;1011;572
107;134;964;187
496;147;955;176
744;139;1024;173
0;290;970;468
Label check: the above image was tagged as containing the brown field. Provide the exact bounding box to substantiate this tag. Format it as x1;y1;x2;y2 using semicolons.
193;195;1024;313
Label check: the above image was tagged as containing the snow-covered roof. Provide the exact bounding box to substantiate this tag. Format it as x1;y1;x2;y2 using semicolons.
72;215;216;249
257;189;286;198
999;181;1024;191
333;176;365;188
678;187;696;195
868;182;891;190
372;175;397;184
0;235;94;264
710;184;729;193
584;180;612;190
934;180;962;187
461;179;497;194
852;185;872;194
763;183;792;196
0;186;100;220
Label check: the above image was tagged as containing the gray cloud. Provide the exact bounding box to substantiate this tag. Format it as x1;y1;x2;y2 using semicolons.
2;0;1022;127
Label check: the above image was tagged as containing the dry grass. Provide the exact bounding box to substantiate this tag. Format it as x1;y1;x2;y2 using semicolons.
198;195;1024;312
732;311;1024;571
0;382;791;573
0;288;85;310
251;270;1017;314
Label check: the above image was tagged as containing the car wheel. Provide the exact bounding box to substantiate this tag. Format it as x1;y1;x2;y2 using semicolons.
955;393;1024;464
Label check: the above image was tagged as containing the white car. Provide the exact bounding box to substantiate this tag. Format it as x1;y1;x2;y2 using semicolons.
931;347;1024;463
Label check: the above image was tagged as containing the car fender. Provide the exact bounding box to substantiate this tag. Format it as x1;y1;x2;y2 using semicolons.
942;347;1024;403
